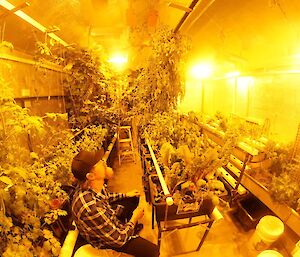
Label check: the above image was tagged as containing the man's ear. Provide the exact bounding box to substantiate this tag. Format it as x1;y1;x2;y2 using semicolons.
86;172;94;180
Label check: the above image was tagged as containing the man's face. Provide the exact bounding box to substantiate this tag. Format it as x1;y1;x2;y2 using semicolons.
90;161;114;181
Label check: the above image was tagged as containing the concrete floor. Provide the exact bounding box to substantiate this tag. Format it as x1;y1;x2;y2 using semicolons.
108;153;291;257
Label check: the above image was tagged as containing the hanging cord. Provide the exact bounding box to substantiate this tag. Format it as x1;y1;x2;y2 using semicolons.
268;0;300;41
269;0;288;20
1;21;6;42
59;45;66;113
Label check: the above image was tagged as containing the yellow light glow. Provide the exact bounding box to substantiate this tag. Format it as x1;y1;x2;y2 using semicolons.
190;63;213;79
293;53;300;59
237;76;254;93
225;71;240;78
108;54;128;69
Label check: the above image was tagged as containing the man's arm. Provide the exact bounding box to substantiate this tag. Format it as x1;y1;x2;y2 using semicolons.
73;190;136;248
108;189;140;202
87;204;144;248
108;191;127;202
88;205;136;247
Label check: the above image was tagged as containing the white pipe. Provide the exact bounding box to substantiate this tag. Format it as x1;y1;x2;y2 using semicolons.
102;133;117;162
146;139;173;206
59;225;79;257
292;240;300;257
211;207;223;222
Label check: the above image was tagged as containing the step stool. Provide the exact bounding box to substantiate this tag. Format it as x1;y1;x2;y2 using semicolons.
117;126;136;165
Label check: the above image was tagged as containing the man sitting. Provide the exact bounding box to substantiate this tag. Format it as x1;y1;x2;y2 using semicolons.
71;150;159;257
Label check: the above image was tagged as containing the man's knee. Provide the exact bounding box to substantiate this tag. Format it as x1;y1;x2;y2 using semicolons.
146;241;160;257
152;245;160;257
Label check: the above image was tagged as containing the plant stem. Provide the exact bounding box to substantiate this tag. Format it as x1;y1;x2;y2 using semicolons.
0;112;7;137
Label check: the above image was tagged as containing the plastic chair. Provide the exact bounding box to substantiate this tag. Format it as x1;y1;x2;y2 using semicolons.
74;244;129;257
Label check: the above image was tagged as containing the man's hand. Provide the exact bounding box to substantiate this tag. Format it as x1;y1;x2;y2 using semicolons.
126;190;140;198
132;207;144;221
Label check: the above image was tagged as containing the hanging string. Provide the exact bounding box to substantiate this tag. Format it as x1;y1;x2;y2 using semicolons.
1;21;5;42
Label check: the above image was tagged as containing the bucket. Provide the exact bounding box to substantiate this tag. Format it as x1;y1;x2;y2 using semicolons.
257;250;283;257
250;215;284;251
292;240;300;257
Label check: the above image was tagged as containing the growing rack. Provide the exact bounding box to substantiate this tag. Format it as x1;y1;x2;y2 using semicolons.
201;123;300;236
144;139;216;252
201;123;266;202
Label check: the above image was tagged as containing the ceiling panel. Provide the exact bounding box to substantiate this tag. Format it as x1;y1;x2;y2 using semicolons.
181;0;300;71
5;0;299;71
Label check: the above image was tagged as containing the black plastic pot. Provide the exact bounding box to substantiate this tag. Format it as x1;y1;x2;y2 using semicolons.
149;175;214;222
234;195;273;231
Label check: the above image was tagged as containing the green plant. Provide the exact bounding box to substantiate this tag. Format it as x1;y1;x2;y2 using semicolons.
145;111;235;206
142;111;204;151
62;46;117;129
0;79;68;256
124;27;190;119
0;80;109;256
34;40;65;65
0;41;14;51
269;160;300;210
0;79;44;165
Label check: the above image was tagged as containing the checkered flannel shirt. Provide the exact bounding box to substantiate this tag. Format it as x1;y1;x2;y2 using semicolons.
72;184;135;248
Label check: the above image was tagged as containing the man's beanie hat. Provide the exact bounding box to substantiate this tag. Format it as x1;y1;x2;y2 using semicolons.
71;149;104;181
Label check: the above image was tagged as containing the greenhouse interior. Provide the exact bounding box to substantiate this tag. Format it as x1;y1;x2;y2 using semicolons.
1;0;300;257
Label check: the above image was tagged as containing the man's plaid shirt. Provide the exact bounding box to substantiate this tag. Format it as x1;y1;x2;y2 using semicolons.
72;184;135;248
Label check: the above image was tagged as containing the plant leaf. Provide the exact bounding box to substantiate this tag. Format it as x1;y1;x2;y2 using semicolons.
0;176;13;185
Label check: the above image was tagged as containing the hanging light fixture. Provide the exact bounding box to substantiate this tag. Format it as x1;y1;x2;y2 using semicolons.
190;63;214;79
0;0;68;46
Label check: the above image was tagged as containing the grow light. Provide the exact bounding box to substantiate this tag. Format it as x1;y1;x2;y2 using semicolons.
0;0;68;46
108;54;128;70
190;63;213;79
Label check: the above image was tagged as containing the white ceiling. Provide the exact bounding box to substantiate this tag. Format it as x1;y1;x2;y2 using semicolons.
2;0;300;71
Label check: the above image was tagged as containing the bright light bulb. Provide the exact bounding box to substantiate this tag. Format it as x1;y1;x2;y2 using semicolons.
237;76;254;93
108;54;128;70
190;63;213;79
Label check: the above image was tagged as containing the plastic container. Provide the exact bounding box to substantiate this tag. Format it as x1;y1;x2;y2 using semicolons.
250;215;284;251
257;250;283;257
235;196;272;231
149;175;214;222
292;240;300;257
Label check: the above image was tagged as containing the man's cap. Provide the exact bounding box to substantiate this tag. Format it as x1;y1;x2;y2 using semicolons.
71;149;104;181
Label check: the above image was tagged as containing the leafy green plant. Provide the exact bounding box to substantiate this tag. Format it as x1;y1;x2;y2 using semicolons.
142;111;204;151
62;46;117;129
123;27;190;120
34;40;65;65
0;41;14;51
0;79;67;256
269;160;300;211
245;140;300;212
0;79;44;165
0;80;109;256
144;111;234;207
